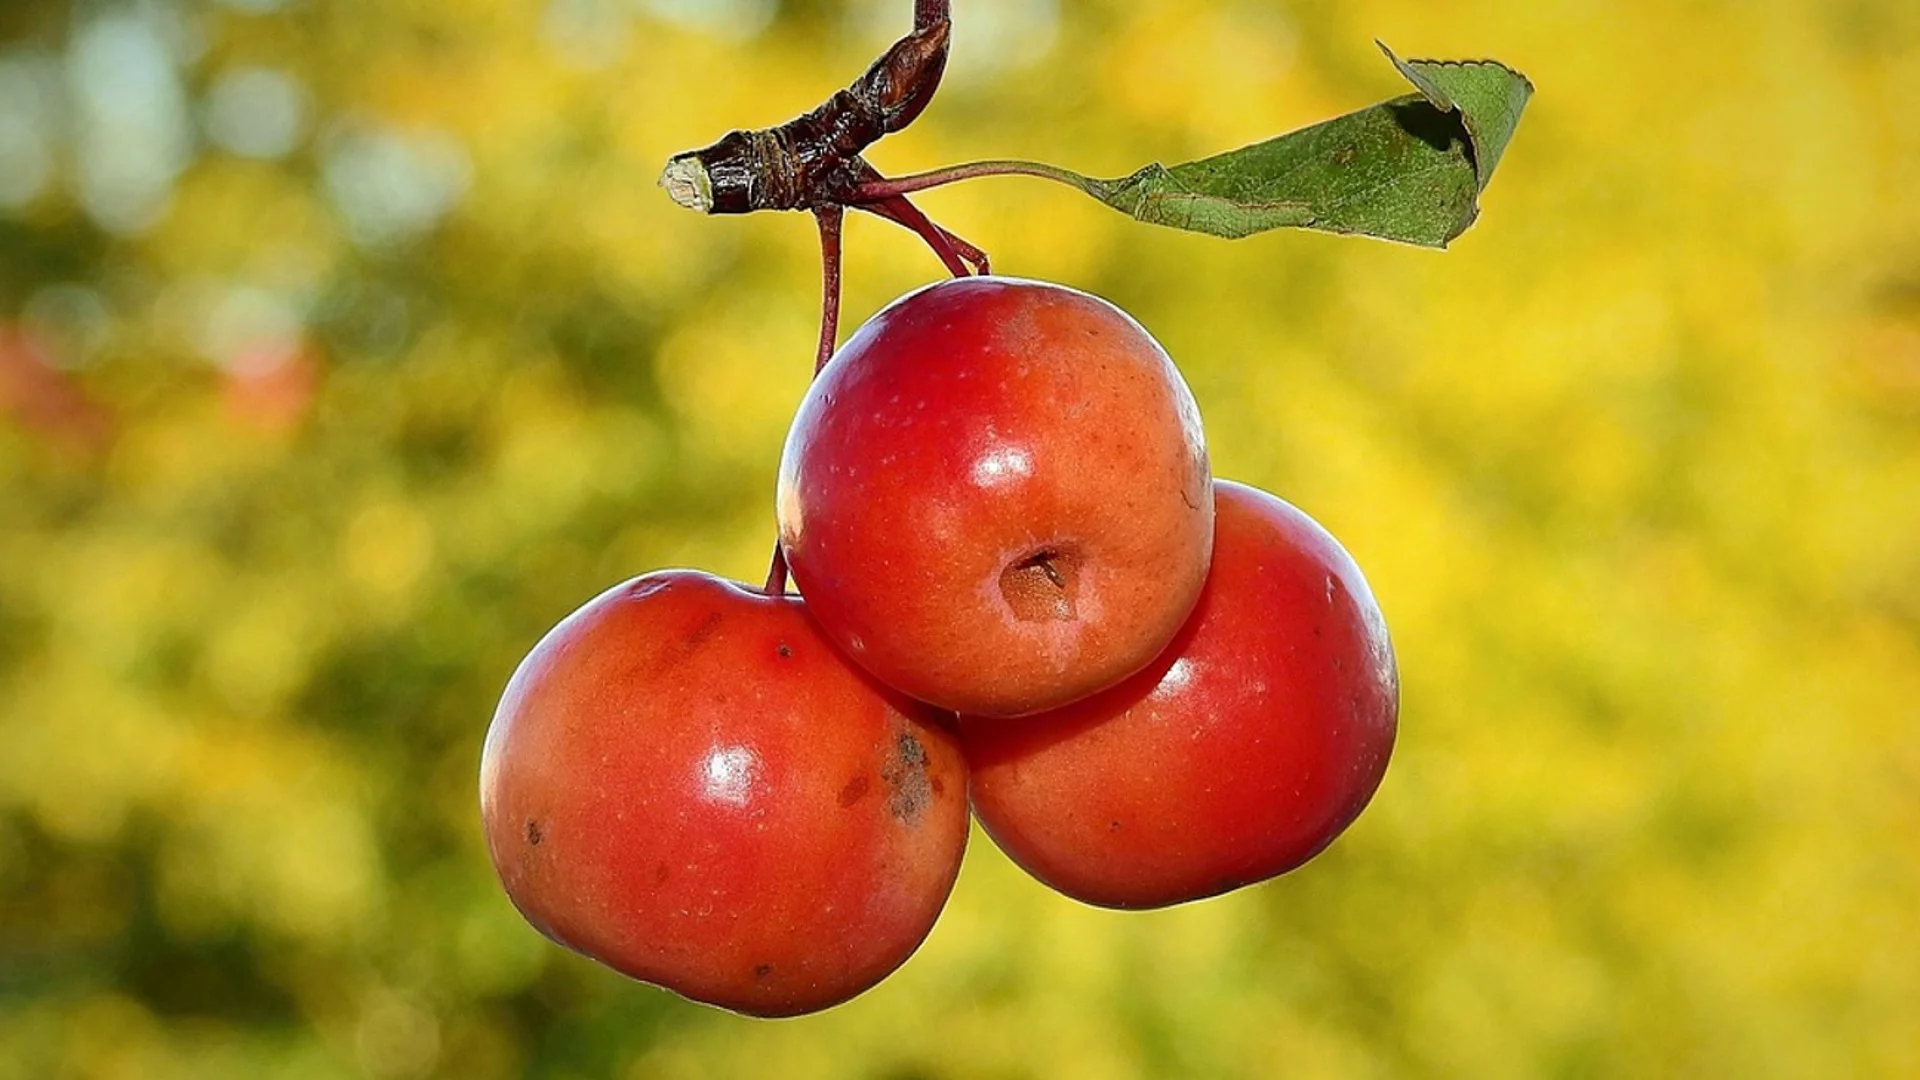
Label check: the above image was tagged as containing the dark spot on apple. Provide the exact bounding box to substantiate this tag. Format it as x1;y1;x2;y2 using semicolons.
777;642;793;658
1109;820;1122;832
999;547;1080;622
838;774;872;808
880;732;932;823
754;964;774;979
685;611;723;648
525;819;543;846
655;862;671;884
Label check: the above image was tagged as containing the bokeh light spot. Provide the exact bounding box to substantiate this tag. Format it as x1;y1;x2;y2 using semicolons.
322;123;472;248
0;53;58;210
66;12;193;233
204;66;310;160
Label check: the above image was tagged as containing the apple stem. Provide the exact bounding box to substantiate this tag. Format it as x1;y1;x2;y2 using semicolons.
765;544;790;597
857;195;971;277
851;159;1104;201
940;229;991;275
764;205;848;600
851;160;988;276
814;205;846;372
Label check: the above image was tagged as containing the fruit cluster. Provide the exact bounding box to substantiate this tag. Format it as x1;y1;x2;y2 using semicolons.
479;277;1399;1017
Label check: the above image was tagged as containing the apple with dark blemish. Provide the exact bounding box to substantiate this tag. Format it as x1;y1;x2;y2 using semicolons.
777;276;1214;717
479;570;968;1017
960;481;1398;908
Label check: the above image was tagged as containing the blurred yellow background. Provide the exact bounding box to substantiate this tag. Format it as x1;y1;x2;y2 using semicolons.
3;0;1918;1076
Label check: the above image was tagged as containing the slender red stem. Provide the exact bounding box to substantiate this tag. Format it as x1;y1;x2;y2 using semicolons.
814;204;845;372
859;197;986;275
860;198;989;274
851;159;1101;202
928;222;990;275
764;544;789;596
850;159;986;275
765;203;853;598
861;195;968;276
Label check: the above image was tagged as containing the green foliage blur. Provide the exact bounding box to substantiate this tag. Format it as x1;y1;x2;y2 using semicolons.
3;0;1918;1076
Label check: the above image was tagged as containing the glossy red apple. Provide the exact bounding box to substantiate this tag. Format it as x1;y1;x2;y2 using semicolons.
961;480;1397;909
777;276;1213;718
479;570;969;1017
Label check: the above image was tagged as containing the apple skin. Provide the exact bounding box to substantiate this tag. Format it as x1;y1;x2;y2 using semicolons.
777;276;1214;718
479;570;969;1017
960;480;1398;909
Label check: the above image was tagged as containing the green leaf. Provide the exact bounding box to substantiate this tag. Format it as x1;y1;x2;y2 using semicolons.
1077;43;1532;247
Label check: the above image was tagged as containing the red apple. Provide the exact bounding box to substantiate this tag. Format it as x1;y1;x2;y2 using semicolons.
479;570;969;1016
961;480;1398;909
777;276;1213;718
